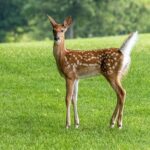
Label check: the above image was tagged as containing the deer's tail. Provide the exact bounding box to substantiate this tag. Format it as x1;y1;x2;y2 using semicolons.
120;31;138;56
119;31;138;77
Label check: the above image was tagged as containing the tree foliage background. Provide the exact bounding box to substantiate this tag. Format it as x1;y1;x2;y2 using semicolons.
0;0;149;42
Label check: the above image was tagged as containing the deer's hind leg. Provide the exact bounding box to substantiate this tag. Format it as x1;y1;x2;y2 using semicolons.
105;75;126;129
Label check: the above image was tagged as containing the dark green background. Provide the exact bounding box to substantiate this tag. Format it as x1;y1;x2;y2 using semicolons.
0;0;149;42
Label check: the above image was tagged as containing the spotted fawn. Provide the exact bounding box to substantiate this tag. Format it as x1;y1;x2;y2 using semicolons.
47;15;138;129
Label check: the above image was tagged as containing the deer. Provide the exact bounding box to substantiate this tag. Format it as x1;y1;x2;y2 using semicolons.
47;15;138;129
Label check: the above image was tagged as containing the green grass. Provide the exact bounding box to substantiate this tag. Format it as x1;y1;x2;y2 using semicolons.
0;33;150;150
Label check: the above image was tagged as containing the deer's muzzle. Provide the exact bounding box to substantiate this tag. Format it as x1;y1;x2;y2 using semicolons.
54;37;60;41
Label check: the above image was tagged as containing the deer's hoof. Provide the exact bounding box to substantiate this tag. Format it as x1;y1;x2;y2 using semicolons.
118;125;122;129
75;124;79;129
110;123;115;128
66;125;71;129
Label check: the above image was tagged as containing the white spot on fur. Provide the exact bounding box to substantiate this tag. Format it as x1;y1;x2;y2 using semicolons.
64;57;67;61
114;62;118;66
78;55;82;59
107;63;110;66
112;66;115;69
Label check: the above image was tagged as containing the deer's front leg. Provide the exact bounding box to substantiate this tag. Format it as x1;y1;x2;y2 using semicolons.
65;78;74;128
72;80;79;128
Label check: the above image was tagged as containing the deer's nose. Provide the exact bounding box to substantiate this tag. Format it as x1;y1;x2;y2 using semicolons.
54;37;60;41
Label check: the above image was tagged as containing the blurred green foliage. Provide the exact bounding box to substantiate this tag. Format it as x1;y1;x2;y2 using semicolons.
0;0;149;42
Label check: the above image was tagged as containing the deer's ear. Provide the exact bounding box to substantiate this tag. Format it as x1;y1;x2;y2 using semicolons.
63;16;72;28
47;15;57;27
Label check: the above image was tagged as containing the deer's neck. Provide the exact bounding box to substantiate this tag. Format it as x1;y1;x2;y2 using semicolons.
53;39;66;60
53;38;66;74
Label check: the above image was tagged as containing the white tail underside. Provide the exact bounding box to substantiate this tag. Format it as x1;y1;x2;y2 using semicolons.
120;31;138;56
120;31;138;75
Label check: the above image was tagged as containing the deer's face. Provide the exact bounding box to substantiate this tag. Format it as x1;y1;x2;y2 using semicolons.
52;24;67;44
48;15;72;45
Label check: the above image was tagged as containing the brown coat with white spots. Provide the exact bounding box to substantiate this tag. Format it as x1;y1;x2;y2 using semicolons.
61;48;123;79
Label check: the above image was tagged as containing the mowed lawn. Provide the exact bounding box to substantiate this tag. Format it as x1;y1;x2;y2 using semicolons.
0;34;150;150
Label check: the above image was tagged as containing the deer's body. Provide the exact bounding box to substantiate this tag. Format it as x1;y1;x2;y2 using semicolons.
48;15;138;129
54;47;123;79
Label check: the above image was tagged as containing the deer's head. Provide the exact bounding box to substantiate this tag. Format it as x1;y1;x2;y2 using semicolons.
48;15;72;45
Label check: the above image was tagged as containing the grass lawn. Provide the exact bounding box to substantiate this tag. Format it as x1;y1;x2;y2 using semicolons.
0;33;150;150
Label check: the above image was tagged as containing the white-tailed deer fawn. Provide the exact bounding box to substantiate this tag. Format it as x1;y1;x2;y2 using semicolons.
48;15;138;129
